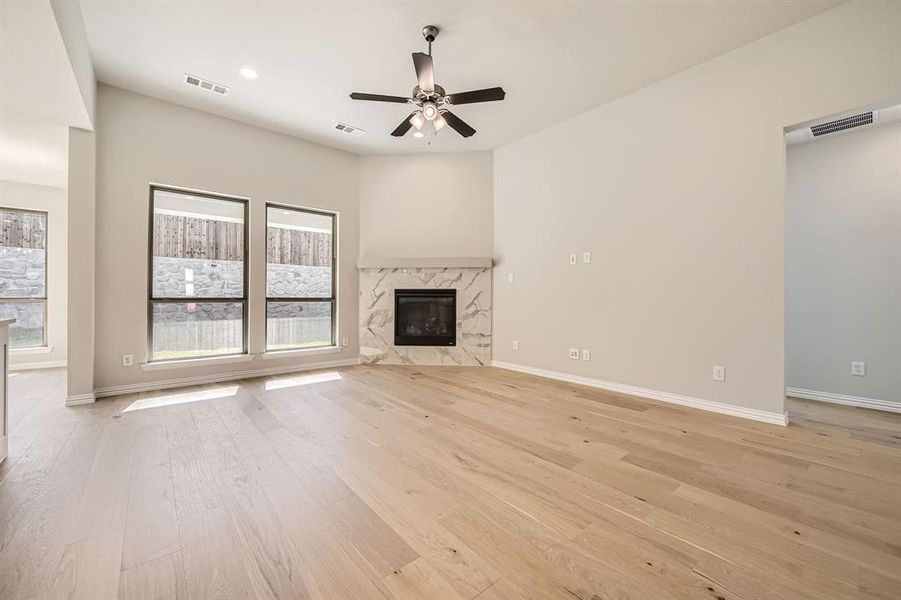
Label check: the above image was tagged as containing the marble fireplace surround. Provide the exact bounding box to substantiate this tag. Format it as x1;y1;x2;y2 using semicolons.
358;257;492;365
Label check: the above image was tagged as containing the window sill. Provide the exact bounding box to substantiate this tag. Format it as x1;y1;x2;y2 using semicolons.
141;353;253;371
260;345;343;360
10;345;54;355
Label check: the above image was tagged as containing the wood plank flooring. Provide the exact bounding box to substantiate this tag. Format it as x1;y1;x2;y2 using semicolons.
1;366;899;600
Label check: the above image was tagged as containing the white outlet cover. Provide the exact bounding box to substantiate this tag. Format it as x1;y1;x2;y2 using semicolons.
507;273;515;284
569;254;577;265
583;251;591;264
512;340;519;351
122;353;134;367
712;366;725;382
851;361;866;376
341;337;349;347
568;348;580;359
581;349;590;361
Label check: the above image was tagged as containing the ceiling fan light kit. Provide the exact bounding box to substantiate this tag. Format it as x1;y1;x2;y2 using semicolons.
349;25;506;140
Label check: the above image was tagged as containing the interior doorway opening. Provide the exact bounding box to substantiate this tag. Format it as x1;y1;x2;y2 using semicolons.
783;103;901;442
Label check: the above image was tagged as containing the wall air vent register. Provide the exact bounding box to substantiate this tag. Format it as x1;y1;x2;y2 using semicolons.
810;111;876;137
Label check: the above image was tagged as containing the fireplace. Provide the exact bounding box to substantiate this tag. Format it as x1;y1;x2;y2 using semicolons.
394;289;456;346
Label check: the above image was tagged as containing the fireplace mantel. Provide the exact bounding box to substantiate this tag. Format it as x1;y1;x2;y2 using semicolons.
357;256;492;269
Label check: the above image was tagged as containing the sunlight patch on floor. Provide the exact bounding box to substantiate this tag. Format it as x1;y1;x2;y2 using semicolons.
264;371;342;391
122;385;239;412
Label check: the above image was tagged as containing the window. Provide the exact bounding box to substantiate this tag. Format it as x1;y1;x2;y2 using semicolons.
149;187;248;361
0;207;48;349
266;204;336;351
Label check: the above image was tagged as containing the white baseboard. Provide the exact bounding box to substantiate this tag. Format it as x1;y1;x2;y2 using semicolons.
66;392;96;406
491;360;789;426
94;357;361;399
786;387;901;413
10;360;67;371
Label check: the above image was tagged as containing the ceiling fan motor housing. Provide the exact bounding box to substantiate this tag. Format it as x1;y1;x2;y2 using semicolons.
422;25;439;43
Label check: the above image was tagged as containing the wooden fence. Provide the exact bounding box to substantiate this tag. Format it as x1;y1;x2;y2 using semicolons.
153;214;244;261
267;228;331;267
153;213;331;266
0;209;46;249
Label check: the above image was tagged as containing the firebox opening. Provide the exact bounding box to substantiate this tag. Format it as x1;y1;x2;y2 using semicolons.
394;289;456;346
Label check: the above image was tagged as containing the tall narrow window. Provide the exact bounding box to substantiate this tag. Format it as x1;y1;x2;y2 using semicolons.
266;204;336;351
149;187;248;361
0;207;48;348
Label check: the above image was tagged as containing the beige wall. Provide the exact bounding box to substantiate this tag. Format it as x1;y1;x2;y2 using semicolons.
492;0;901;416
49;0;96;127
786;120;901;405
67;126;95;401
94;85;359;391
359;153;493;259
1;180;68;368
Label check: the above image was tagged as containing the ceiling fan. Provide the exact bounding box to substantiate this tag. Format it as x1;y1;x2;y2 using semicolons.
349;25;506;139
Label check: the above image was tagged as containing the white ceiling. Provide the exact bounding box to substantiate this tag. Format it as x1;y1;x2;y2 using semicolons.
80;0;840;155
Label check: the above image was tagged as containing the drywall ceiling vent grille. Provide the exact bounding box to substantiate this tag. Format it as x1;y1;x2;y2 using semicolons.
184;74;229;96
810;112;875;137
334;123;365;136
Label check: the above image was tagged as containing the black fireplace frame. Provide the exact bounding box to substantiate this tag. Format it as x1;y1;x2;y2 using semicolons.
394;289;457;347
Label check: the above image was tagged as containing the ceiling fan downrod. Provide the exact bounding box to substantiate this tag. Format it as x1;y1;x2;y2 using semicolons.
422;25;439;56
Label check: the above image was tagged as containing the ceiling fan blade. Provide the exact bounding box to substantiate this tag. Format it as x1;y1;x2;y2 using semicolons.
446;87;506;105
350;92;410;103
412;52;434;93
442;110;476;138
391;113;418;137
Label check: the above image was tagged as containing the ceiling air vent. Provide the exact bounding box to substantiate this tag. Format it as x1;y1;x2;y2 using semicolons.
334;122;365;136
810;111;876;137
184;74;229;96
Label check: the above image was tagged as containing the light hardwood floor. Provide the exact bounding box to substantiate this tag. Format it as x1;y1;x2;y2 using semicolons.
1;365;899;600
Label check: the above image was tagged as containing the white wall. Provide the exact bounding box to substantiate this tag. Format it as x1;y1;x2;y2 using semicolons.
94;85;359;391
0;180;68;368
359;153;493;259
492;0;901;418
786;121;901;406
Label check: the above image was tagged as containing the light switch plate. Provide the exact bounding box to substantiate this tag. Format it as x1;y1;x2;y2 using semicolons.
568;348;580;359
507;273;515;284
569;254;577;265
583;251;591;264
581;349;591;361
512;340;519;351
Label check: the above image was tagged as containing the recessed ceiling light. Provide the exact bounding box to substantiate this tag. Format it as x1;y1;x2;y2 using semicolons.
413;131;424;138
239;67;258;80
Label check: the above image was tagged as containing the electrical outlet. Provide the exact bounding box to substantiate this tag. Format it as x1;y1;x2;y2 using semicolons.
507;273;515;284
341;337;349;347
512;340;519;351
583;251;591;264
568;348;580;360
712;366;725;382
122;353;134;367
851;361;866;377
569;254;577;265
581;349;590;361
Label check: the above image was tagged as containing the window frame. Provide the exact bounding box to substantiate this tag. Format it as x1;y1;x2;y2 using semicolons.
0;206;49;349
147;184;250;363
264;202;338;352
